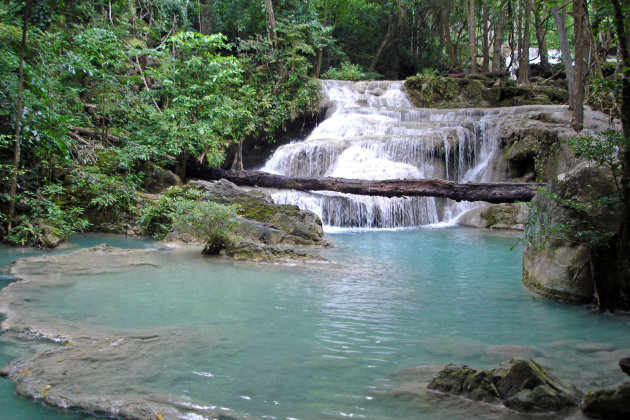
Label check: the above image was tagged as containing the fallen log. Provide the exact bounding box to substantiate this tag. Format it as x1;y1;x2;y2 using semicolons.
446;70;509;78
68;126;121;145
187;160;544;203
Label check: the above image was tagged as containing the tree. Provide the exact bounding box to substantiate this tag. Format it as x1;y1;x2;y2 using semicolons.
264;0;278;49
467;0;478;72
517;0;533;85
592;0;630;310
313;0;328;78
572;0;590;130
7;0;31;234
492;2;507;73
551;2;575;109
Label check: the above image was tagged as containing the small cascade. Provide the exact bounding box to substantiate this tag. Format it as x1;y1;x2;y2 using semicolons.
262;80;511;230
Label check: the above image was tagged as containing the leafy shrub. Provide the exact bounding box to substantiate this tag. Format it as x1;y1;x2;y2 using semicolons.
1;183;90;246
169;199;239;255
322;61;370;81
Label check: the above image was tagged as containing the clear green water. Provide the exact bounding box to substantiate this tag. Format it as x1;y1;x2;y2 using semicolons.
1;230;630;420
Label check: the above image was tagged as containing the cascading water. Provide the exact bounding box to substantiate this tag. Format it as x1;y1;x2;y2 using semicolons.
263;80;508;229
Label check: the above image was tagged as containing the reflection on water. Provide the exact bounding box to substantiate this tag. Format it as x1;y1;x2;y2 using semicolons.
1;230;630;419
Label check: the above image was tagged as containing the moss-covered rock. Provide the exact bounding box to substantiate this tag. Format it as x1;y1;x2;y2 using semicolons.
522;163;622;303
458;203;528;230
188;179;326;246
405;75;568;109
426;359;581;413
142;161;183;193
34;220;64;248
493;359;581;412
581;382;630;419
427;364;501;403
405;75;484;108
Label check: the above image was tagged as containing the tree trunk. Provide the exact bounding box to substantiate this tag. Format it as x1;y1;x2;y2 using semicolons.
264;0;278;49
551;4;575;109
518;0;532;85
231;140;244;172
593;0;630;311
467;0;478;73
442;6;457;69
572;0;590;131
314;0;328;79
186;162;544;204
198;0;212;35
7;0;31;234
492;4;506;73
481;0;490;72
533;2;549;70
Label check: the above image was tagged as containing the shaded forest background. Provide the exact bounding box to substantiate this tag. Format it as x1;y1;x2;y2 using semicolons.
0;0;628;261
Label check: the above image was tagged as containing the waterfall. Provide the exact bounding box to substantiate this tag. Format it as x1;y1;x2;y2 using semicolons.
262;80;510;230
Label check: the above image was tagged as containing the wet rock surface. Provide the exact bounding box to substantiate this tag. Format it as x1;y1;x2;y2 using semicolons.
186;179;327;247
426;359;581;413
581;382;630;419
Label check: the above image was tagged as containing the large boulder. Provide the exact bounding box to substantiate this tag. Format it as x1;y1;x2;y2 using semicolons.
186;179;326;246
458;203;528;230
426;359;581;413
143;161;183;193
522;163;622;302
492;359;582;412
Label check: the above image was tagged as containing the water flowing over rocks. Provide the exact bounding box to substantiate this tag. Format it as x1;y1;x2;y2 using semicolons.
260;80;613;231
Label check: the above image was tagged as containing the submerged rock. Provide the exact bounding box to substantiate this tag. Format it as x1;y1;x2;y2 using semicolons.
425;359;581;413
581;382;630;419
222;241;327;263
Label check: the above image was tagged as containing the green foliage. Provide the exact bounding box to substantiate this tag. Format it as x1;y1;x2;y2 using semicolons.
321;61;371;81
139;186;204;239
139;186;239;254
1;182;90;246
169;198;239;254
569;130;627;194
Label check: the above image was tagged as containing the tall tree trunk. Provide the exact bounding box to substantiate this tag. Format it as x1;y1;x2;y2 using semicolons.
231;140;244;172
592;0;630;311
518;0;533;85
572;0;589;131
264;0;278;49
314;0;328;79
533;2;549;70
442;6;457;69
492;4;507;73
198;0;212;35
7;0;31;234
467;0;478;72
551;4;575;109
481;0;490;72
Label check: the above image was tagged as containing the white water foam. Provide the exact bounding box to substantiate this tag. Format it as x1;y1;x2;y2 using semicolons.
262;80;519;231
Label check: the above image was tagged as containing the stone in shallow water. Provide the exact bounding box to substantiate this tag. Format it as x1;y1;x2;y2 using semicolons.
493;359;582;412
427;364;501;403
581;382;630;419
423;359;581;413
